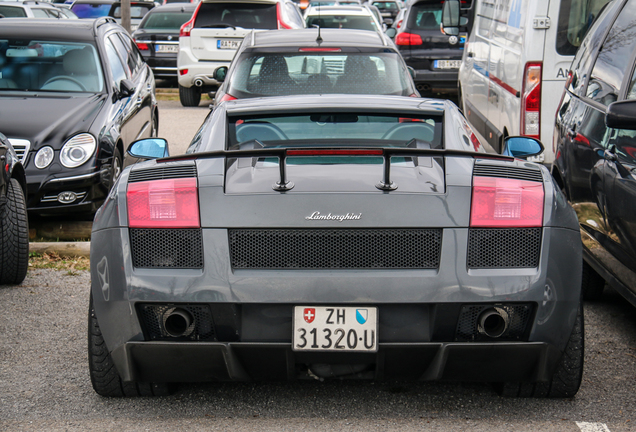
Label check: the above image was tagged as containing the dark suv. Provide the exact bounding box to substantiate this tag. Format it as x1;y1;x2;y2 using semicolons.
394;0;472;97
553;0;636;307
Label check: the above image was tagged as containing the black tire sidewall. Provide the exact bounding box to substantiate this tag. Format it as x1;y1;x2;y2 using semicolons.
0;178;29;285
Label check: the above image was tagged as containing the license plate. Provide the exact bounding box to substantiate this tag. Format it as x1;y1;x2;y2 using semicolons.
434;60;462;69
217;39;241;50
156;44;179;53
293;306;378;352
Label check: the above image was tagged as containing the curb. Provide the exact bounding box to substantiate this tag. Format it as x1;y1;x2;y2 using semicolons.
30;242;90;258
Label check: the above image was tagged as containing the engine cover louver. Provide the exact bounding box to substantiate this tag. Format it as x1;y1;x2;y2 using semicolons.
128;164;197;183
473;164;543;182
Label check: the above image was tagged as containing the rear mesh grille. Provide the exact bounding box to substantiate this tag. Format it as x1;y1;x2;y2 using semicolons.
137;304;216;341
455;304;534;342
473;164;543;182
229;229;442;269
128;164;197;183
130;228;203;268
468;228;541;268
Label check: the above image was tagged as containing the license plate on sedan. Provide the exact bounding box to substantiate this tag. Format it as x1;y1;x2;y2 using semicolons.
217;39;241;50
434;60;462;69
156;44;179;53
293;306;378;352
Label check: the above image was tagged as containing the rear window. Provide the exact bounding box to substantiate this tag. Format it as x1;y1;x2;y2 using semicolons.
556;0;610;56
372;2;398;11
0;6;27;17
228;51;412;97
112;4;154;18
306;14;378;31
407;2;442;30
228;113;442;150
140;11;193;29
194;3;278;29
71;3;111;18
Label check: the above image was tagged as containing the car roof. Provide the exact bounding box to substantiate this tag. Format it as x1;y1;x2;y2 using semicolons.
201;0;281;3
0;1;59;7
248;28;391;48
222;94;446;116
147;2;197;12
0;17;111;39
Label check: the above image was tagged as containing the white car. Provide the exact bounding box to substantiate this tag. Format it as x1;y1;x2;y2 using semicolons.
177;0;304;106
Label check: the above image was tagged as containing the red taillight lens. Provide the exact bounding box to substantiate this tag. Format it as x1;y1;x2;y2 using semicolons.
521;62;542;139
179;69;188;76
396;19;403;29
470;177;544;227
127;178;200;228
136;42;149;50
395;32;423;46
277;2;292;29
218;94;237;102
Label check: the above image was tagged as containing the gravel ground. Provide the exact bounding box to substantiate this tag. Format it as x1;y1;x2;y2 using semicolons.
1;269;635;431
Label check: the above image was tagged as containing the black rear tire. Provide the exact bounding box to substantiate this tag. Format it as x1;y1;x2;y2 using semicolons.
0;178;29;285
88;292;175;397
179;85;201;107
581;260;605;301
494;301;584;398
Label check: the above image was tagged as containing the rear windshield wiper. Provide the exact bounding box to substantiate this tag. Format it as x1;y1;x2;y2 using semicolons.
199;23;237;29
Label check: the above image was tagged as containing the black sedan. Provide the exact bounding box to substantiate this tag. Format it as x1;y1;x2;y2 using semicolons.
132;3;196;79
89;94;584;398
0;18;158;216
0;132;29;285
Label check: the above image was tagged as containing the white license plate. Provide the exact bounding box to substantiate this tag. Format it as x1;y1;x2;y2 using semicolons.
434;60;461;69
156;44;179;53
293;306;378;352
217;39;241;50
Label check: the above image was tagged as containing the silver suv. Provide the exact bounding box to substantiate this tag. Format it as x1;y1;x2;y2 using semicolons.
177;0;304;106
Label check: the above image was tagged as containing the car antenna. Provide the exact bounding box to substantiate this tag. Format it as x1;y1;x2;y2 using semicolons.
316;6;323;44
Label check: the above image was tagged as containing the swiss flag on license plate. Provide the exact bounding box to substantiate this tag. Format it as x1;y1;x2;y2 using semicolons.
303;308;316;324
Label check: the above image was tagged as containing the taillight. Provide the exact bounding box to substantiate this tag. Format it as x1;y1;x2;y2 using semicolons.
521;62;542;139
395;32;423;46
127;178;200;228
180;2;201;37
396;19;403;29
277;3;292;29
218;94;237;102
136;42;149;50
470;177;544;227
179;69;188;76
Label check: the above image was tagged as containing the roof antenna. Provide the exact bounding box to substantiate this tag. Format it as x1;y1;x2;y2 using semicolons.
315;6;323;44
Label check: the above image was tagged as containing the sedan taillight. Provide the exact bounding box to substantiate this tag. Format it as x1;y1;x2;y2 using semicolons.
127;178;200;228
395;32;423;46
470;177;544;227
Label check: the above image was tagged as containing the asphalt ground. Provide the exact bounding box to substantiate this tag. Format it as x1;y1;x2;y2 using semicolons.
0;269;635;431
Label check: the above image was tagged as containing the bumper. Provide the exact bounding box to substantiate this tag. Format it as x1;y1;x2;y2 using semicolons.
411;69;459;93
177;50;229;88
112;340;560;383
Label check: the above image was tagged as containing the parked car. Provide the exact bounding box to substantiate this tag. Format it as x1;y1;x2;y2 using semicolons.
371;0;401;26
0;132;28;285
553;0;636;307
213;28;418;104
177;0;305;107
304;5;381;31
71;0;155;31
0;18;158;216
132;3;197;79
395;0;472;98
0;0;75;18
88;93;584;398
452;0;609;162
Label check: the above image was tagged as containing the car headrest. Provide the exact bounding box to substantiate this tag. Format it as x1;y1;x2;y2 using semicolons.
63;49;96;75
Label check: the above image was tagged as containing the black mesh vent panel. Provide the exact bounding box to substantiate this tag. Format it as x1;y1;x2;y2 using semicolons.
137;304;216;341
468;228;541;268
473;164;543;182
455;303;534;342
229;229;443;269
130;228;203;268
128;164;196;183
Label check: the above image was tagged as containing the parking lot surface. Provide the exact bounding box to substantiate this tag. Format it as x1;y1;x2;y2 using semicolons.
1;268;635;431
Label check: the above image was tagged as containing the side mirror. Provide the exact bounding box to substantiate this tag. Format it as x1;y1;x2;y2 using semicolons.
214;66;228;83
502;136;544;159
606;100;636;130
441;0;460;36
385;27;397;38
119;79;136;99
127;138;170;159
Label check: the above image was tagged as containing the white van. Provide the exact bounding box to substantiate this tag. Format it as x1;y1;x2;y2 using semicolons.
444;0;609;164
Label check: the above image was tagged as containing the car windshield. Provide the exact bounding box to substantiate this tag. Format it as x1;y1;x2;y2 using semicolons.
0;40;104;93
140;11;193;29
306;14;378;30
112;4;154;19
71;3;112;18
228;52;412;97
228;113;442;150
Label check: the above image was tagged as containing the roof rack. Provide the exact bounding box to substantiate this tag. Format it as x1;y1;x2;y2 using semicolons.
93;16;117;32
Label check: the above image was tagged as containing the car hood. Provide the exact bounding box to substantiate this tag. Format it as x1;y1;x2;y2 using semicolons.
0;93;105;150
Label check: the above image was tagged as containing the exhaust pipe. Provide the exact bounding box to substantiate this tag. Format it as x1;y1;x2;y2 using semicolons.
163;307;194;337
477;307;510;338
417;83;431;92
193;78;204;87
